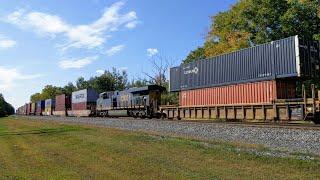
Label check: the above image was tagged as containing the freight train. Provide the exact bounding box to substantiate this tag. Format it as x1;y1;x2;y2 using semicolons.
16;35;320;123
16;85;166;118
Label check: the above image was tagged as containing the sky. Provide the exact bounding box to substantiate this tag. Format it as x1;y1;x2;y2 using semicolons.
0;0;236;109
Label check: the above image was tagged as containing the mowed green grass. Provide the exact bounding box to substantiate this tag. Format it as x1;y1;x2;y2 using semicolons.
0;117;319;179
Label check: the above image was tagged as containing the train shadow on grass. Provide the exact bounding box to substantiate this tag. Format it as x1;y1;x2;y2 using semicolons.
0;127;89;137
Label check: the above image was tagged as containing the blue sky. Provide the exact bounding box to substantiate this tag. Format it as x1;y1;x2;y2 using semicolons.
0;0;235;108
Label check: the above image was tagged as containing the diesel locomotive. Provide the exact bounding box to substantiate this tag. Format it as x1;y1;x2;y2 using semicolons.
96;85;166;118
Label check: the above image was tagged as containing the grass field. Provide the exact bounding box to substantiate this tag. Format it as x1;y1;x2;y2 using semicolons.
0;117;319;179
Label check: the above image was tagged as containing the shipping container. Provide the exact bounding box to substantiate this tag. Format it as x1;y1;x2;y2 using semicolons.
53;94;71;116
18;106;21;115
23;104;27;115
72;89;98;104
179;80;296;107
68;89;99;117
170;35;320;92
43;99;55;116
30;103;36;115
36;100;45;115
25;104;28;115
28;103;32;115
26;103;30;115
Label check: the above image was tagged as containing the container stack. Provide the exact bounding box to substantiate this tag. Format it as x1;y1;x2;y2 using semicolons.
26;103;31;115
30;103;36;115
53;94;71;116
44;99;55;116
170;35;320;107
68;89;99;117
36;100;45;116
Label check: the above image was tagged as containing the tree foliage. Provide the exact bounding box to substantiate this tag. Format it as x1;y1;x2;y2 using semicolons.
183;0;320;63
63;82;77;95
127;79;149;88
183;47;206;64
241;0;320;43
30;68;128;102
0;94;14;117
88;68;128;93
160;81;179;105
30;85;64;102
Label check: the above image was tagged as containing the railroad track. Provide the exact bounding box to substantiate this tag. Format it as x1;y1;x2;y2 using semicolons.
19;115;320;130
110;116;320;130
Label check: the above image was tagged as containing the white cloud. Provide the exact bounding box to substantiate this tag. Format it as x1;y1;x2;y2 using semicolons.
0;66;43;90
0;39;16;49
59;56;98;69
7;10;69;35
96;69;105;74
6;1;138;50
125;21;139;29
147;48;158;57
0;35;16;49
106;44;125;56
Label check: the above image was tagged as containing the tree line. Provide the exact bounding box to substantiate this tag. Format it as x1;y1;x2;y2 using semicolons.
0;94;14;117
30;68;129;102
184;0;320;64
30;67;178;105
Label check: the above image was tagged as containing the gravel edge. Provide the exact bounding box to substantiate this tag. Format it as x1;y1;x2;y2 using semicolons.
20;115;320;156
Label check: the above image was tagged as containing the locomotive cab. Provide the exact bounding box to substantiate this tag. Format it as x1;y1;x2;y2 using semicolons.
129;85;166;118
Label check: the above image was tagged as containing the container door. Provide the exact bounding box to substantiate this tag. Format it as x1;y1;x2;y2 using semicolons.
299;37;320;78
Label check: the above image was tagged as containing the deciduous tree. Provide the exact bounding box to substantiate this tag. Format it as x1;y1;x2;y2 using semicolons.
184;0;320;63
0;94;14;117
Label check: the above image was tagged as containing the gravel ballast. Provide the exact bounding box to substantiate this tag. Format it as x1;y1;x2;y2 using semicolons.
22;116;320;155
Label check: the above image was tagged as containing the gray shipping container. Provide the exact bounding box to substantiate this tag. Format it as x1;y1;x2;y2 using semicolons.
72;89;99;104
170;35;320;92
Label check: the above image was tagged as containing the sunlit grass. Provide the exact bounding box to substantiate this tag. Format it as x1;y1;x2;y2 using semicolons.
0;116;319;179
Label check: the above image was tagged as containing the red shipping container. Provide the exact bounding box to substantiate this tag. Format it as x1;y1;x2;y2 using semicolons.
26;103;30;115
55;94;71;111
72;102;96;111
72;102;87;110
28;103;32;115
179;80;296;107
25;104;28;115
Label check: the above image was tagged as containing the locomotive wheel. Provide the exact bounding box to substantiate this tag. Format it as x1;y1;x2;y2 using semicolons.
154;113;161;119
313;112;320;124
140;114;146;119
313;120;320;124
161;113;167;119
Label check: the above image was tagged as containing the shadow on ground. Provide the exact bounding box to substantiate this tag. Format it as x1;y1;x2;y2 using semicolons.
0;127;88;137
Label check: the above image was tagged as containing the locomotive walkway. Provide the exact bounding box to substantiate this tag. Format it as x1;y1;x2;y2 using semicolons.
23;116;320;155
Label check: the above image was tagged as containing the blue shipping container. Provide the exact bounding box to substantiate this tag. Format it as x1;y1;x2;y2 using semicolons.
170;35;320;92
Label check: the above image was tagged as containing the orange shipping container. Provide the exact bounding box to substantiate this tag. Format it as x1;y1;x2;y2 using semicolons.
179;80;296;107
